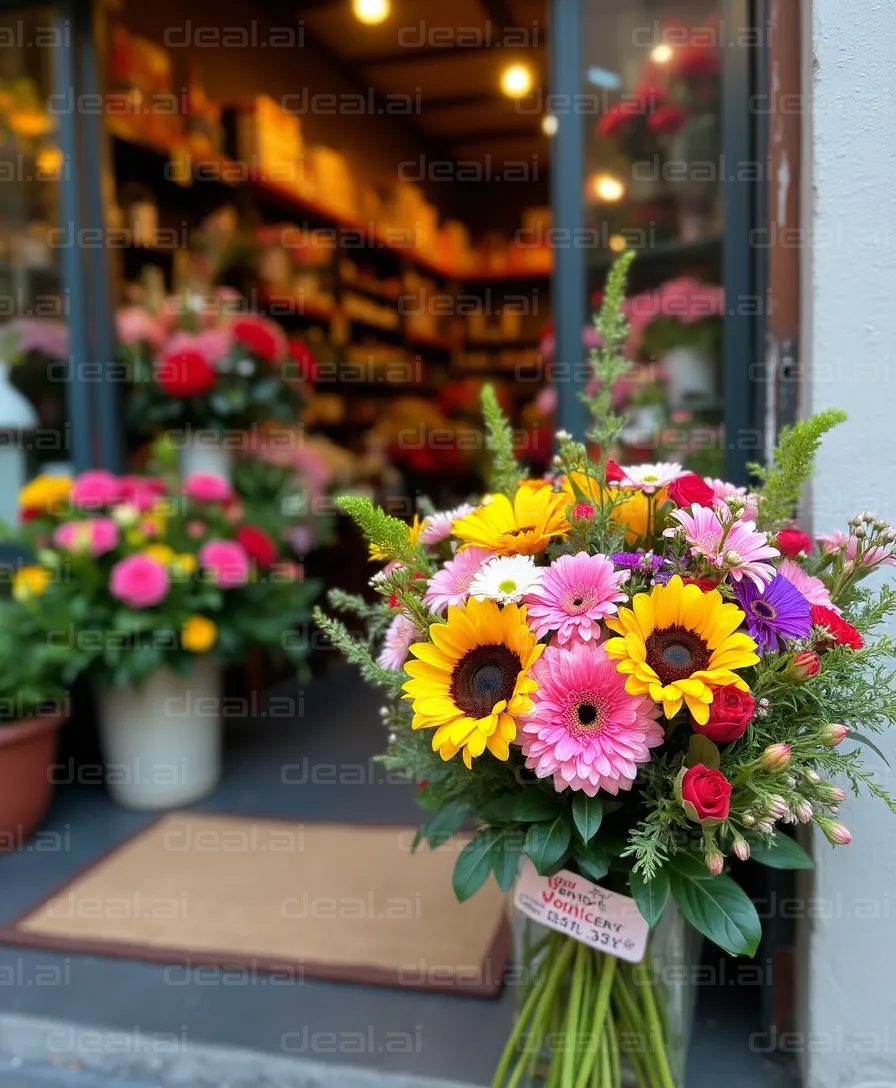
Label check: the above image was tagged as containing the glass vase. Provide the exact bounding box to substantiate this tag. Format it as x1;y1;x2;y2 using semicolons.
503;903;701;1088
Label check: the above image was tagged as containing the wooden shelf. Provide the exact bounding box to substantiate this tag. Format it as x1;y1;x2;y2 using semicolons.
109;126;554;283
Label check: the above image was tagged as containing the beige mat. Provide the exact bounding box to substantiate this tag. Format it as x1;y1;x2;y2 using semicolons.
1;813;511;996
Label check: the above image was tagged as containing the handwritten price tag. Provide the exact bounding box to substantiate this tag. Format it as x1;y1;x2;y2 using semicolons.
514;859;649;964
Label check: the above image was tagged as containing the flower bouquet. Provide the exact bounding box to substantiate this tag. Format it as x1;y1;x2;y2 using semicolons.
7;468;319;808
316;255;896;1086
119;296;313;479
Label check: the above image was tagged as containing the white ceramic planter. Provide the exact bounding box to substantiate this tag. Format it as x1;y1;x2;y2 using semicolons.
179;436;233;481
97;660;222;810
662;346;717;411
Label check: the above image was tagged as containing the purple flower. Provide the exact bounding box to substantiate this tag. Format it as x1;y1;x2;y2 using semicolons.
735;574;812;653
612;551;665;573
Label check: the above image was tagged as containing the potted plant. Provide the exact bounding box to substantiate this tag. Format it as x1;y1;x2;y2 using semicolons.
118;292;312;480
0;587;77;847
7;468;319;810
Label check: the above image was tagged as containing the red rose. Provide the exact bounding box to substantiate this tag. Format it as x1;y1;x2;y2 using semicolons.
606;459;626;483
156;350;216;397
691;684;755;744
681;764;732;823
288;338;318;381
232;317;281;364
647;104;687;135
682;576;722;592
792;649;821;679
597;104;636;138
236;524;278;569
777;527;814;558
811;605;864;650
667;473;715;508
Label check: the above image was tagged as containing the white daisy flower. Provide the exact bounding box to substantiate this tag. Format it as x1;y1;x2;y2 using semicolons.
621;462;684;494
470;555;544;605
419;503;475;545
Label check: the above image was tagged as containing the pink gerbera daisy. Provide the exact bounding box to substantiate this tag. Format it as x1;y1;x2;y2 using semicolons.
777;558;841;614
524;553;630;644
419;504;475;545
423;546;494;613
377;614;418;671
518;642;664;797
666;504;778;588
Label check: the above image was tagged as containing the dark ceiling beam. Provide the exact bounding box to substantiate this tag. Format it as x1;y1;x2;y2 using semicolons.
439;126;544;144
422;92;497;110
358;41;545;67
262;0;456;162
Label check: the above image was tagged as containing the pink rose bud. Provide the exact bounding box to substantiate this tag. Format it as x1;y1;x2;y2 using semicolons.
767;795;789;820
705;849;724;876
733;838;751;862
821;819;851;846
820;723;850;747
573;502;595;521
795;801;815;823
818;783;847;803
792;650;821;680
761;743;792;773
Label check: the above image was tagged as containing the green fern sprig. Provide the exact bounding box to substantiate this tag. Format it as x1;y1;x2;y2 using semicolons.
481;383;524;497
749;409;846;531
312;607;406;695
336;495;421;565
579;250;635;468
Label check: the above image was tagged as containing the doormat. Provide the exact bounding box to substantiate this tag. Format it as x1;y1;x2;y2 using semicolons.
0;813;511;997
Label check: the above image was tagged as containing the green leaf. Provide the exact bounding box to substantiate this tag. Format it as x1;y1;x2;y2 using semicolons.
629;868;670;926
526;816;572;875
746;834;814;870
513;792;561;823
421;802;468;848
669;864;762;957
667;852;715;880
571;794;603;844
479;795;521;822
687;734;721;770
573;842;610;883
453;833;494;902
852;732;891;767
491;829;525;892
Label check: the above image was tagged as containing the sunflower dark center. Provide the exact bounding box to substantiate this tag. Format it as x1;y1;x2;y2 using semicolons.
645;625;711;685
451;644;521;718
752;600;776;619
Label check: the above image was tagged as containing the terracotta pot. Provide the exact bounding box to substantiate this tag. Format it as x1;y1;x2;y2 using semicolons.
0;711;66;850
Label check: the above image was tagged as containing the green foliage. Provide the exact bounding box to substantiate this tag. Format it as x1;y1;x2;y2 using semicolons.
526;815;572;874
311;607;405;696
745;834;814;870
579;251;635;462
336;495;419;565
668;855;762;957
750;409;847;530
571;794;604;845
481;383;523;498
453;831;496;901
629;868;670;926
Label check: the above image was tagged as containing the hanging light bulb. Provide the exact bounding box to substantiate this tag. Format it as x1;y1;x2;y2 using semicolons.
353;0;390;25
501;63;534;98
541;114;558;136
650;43;674;64
590;173;625;203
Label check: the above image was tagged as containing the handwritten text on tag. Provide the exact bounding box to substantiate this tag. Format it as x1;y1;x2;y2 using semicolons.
514;859;650;963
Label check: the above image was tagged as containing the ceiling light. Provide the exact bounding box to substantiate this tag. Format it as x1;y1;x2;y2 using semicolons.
591;173;625;203
541;114;558;136
609;234;627;252
501;64;534;98
352;0;389;25
650;44;674;64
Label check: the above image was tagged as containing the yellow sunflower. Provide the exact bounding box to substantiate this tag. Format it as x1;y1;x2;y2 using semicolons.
402;597;544;768
604;575;759;723
19;474;72;515
452;484;570;556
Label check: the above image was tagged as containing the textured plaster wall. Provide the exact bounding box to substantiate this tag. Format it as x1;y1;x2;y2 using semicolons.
799;1;896;1087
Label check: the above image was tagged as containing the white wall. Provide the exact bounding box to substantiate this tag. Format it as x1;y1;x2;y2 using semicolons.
799;0;896;1086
